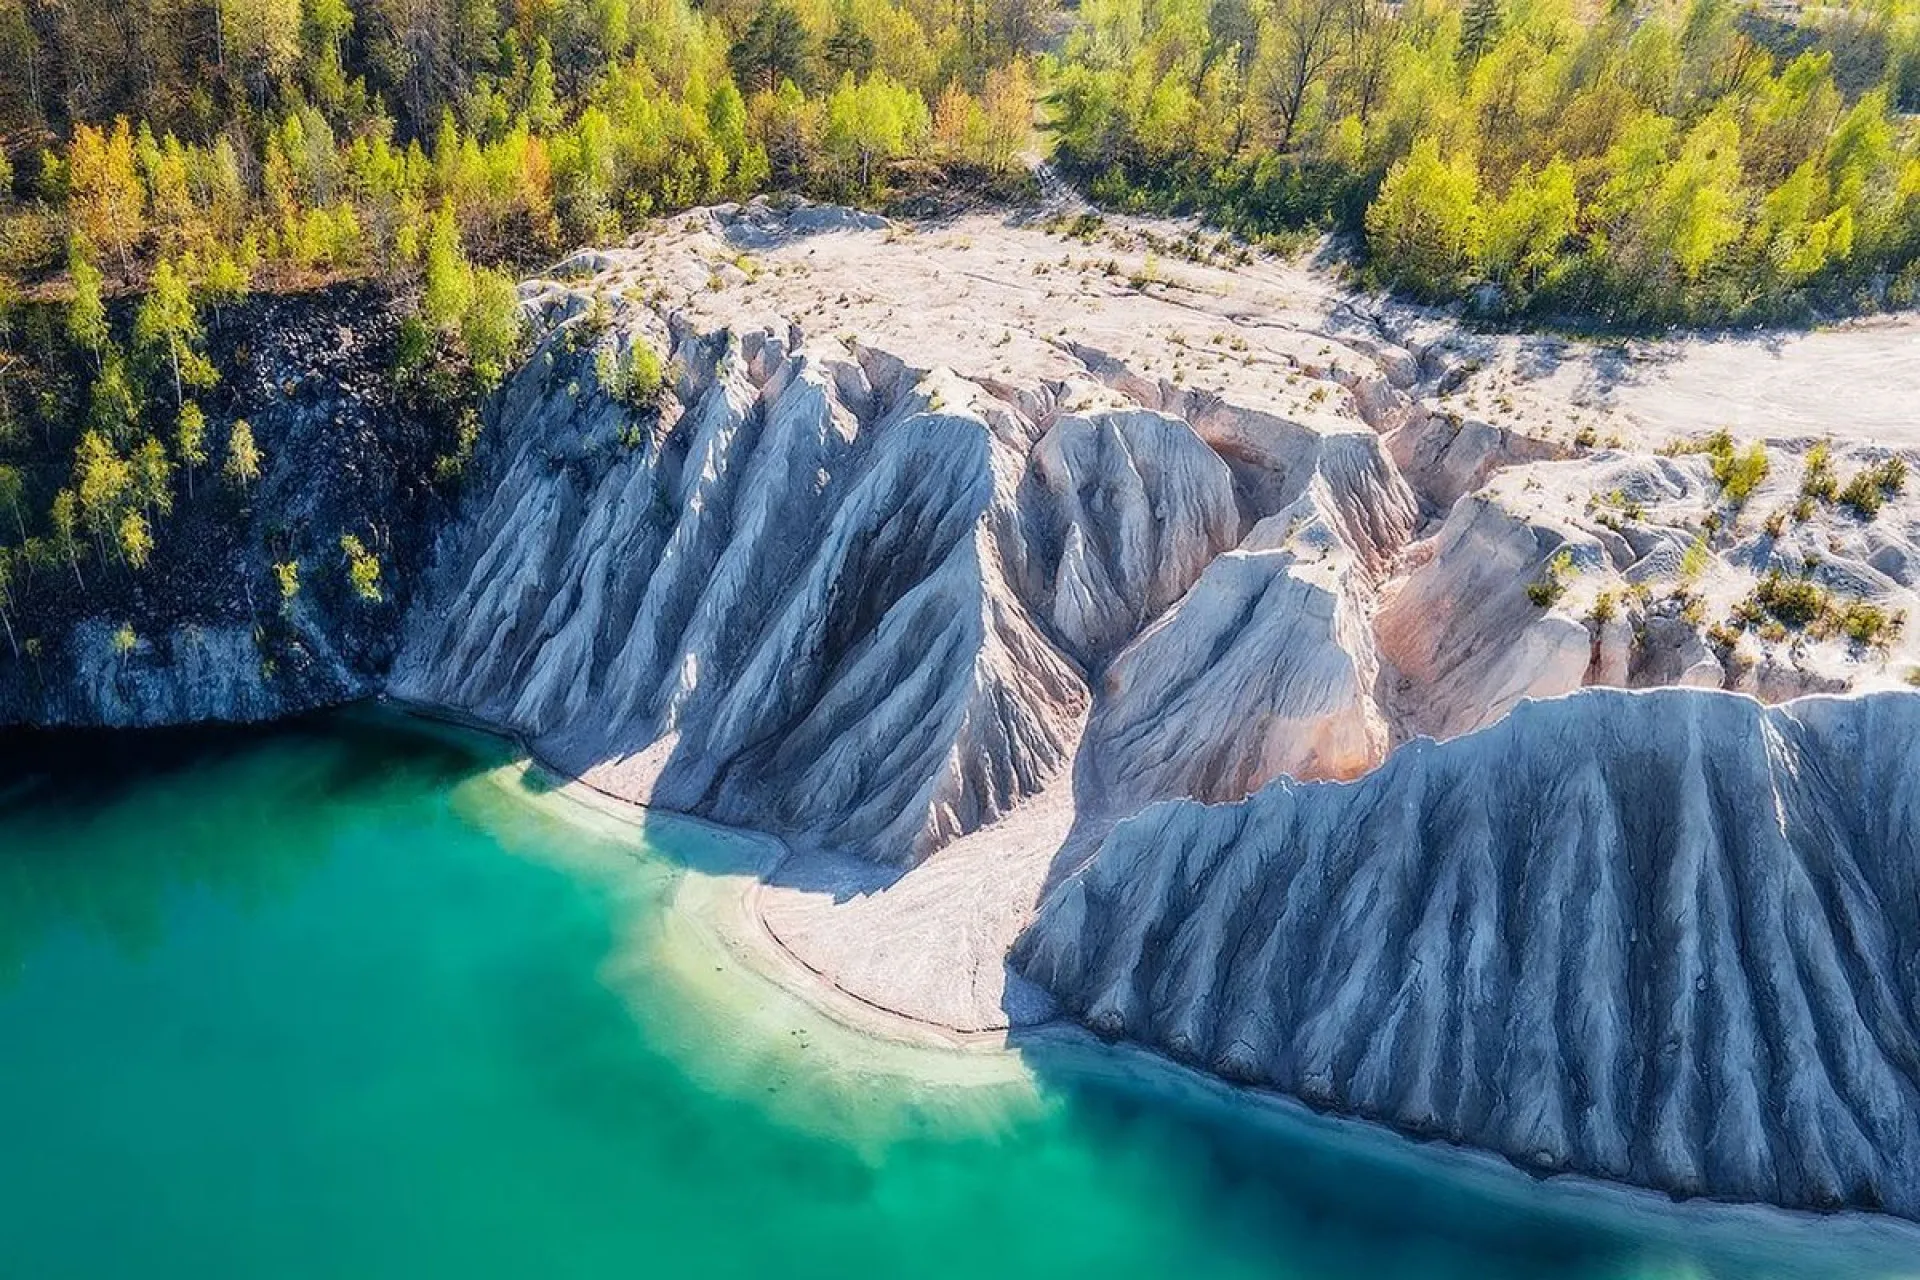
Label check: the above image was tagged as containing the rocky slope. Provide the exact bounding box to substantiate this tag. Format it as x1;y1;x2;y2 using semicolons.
1017;688;1920;1218
391;315;1090;864
0;286;461;728
393;202;1920;865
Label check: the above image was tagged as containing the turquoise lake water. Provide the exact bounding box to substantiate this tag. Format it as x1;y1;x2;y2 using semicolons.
1;710;1916;1279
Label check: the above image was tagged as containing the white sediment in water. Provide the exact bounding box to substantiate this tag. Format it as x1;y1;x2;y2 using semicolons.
450;750;1045;1142
447;728;1920;1279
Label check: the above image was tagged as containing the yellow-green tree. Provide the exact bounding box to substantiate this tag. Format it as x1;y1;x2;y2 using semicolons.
0;544;17;658
132;436;175;520
73;430;132;559
339;532;383;602
225;420;263;493
176;401;208;497
0;462;24;540
66;120;146;275
134;258;218;406
49;489;84;588
1365;137;1484;294
823;73;929;193
1481;159;1577;291
66;239;109;361
118;509;153;570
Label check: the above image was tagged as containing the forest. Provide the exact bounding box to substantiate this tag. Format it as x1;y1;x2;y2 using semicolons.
0;0;1040;646
1050;0;1920;323
0;0;1918;648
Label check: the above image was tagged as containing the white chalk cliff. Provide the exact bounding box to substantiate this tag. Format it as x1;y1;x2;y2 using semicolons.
1017;689;1920;1218
393;322;1091;865
394;209;1428;864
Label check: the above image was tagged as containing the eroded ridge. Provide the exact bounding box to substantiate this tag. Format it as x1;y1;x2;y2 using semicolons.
1018;688;1920;1218
393;319;1092;865
394;208;1429;864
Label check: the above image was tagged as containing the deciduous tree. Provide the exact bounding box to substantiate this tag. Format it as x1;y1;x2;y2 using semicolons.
176;402;208;497
225;420;263;493
134;258;218;406
66;121;145;275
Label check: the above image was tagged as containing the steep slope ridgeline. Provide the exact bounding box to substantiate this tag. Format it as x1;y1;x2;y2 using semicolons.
389;206;1437;865
1016;689;1920;1219
391;310;1094;864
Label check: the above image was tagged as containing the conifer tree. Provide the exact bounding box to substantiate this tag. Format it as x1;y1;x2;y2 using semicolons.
733;3;812;95
1460;0;1504;65
823;15;876;82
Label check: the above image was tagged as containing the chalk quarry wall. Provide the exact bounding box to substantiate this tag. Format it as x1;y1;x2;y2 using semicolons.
1017;689;1920;1219
390;274;1417;863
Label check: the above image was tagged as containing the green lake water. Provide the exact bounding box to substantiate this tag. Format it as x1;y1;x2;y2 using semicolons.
2;710;1917;1280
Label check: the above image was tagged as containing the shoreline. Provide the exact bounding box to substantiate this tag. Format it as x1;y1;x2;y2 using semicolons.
388;695;1023;1054
391;695;1920;1268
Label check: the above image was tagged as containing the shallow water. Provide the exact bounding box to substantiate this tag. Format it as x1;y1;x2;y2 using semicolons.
0;710;1914;1280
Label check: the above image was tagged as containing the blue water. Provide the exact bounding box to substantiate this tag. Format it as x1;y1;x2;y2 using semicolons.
0;710;1913;1279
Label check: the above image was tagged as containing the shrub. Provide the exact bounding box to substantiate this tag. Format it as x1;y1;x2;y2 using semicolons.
1840;457;1907;518
462;269;525;392
1833;601;1902;648
1679;535;1711;582
1732;569;1898;647
1711;442;1770;506
1875;456;1908;495
339;534;383;603
274;560;300;610
1800;443;1838;502
1840;470;1884;518
1751;571;1827;629
433;408;483;482
596;342;666;411
1526;548;1576;608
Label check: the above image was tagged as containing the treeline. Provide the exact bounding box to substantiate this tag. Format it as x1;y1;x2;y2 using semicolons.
0;0;1040;647
1048;0;1920;325
0;0;1039;286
